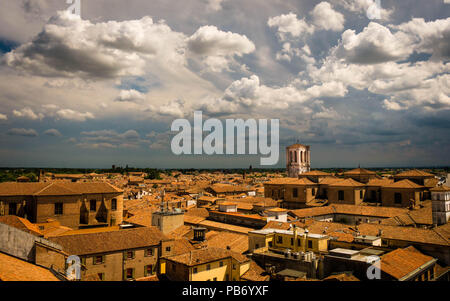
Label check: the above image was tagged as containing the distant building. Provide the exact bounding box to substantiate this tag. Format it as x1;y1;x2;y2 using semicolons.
342;168;377;184
381;179;425;208
393;169;435;186
286;143;311;178
248;227;328;254
152;191;185;235
160;247;251;281
49;226;173;281
0;182;124;229
430;186;450;225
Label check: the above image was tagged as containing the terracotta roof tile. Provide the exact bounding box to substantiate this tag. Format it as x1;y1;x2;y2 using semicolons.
380;247;436;280
0;252;60;281
165;247;249;266
0;215;43;236
382;179;424;189
343;168;376;175
395;169;434;178
49;226;169;255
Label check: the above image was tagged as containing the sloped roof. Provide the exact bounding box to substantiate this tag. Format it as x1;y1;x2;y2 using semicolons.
287;143;309;148
165;247;249;266
241;261;269;281
0;215;43;236
430;186;450;192
380;246;436;280
323;272;359;281
285;178;316;186
0;252;60;281
300;170;330;176
318;177;345;185
357;223;449;246
366;178;394;187
290;204;408;219
200;231;249;254
382;179;424;189
49;226;169;255
264;178;299;185
327;178;365;187
394;169;434;178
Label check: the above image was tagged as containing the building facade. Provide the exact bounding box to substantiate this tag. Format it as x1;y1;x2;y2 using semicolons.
286;143;311;178
0;182;124;229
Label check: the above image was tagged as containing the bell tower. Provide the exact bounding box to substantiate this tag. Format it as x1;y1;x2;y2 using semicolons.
286;143;310;178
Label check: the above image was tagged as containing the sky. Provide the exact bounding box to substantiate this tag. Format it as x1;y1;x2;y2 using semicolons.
0;0;449;169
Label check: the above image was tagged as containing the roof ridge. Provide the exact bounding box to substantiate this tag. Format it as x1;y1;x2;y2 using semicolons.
33;182;55;195
432;228;450;244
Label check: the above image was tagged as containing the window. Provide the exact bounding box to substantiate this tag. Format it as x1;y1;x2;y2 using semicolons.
54;203;63;215
111;199;117;211
193;267;198;274
290;238;294;246
360;190;363;199
94;255;104;265
126;251;134;260
98;273;104;281
268;241;273;247
394;193;402;204
206;264;211;271
90;200;96;211
232;264;236;270
293;188;298;198
338;190;344;201
297;238;301;246
308;240;313;249
146;248;154;257
145;265;154;276
9;203;17;215
312;188;316;196
166;246;171;252
125;268;134;280
277;236;283;244
219;261;223;267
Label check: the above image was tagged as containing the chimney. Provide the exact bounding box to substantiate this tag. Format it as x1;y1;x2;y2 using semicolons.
193;227;206;242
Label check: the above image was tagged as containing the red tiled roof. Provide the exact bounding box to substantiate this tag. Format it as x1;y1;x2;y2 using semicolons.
165;247;249;266
343;168;376;175
394;169;434;178
380;246;436;280
0;215;43;236
382;179;424;189
0;252;60;281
